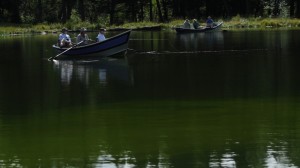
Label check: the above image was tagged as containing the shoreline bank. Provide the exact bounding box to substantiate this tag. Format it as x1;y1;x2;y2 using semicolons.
1;18;300;36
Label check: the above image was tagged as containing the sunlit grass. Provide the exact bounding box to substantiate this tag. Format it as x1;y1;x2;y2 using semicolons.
167;19;186;28
111;21;162;29
0;24;32;35
224;17;300;29
1;17;300;35
165;17;300;29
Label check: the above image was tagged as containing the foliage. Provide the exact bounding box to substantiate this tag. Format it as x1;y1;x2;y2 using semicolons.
1;0;300;35
168;19;186;28
1;0;300;25
120;21;161;28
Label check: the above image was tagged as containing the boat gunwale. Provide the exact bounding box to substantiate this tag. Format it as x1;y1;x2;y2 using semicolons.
52;30;131;56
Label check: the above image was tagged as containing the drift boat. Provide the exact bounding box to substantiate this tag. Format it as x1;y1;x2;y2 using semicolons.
52;30;131;59
175;22;223;33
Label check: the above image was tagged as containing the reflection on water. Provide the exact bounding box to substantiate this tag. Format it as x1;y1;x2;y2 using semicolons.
209;151;237;168
99;69;107;86
266;140;297;167
208;139;299;168
53;60;74;85
94;151;136;168
52;58;132;87
176;32;224;51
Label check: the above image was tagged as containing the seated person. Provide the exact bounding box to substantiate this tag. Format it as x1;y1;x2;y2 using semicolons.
77;27;90;45
96;28;106;42
183;19;191;29
206;16;214;28
58;28;72;48
193;19;200;29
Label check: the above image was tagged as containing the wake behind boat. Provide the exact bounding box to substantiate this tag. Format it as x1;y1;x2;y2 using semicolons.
175;22;223;33
52;30;131;60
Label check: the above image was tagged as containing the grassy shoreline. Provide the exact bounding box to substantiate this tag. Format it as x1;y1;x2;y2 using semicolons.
1;18;300;35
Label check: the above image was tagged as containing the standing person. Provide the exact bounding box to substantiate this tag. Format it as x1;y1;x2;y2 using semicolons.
193;19;200;29
206;16;214;28
183;19;191;29
58;27;72;48
77;27;90;45
96;28;106;42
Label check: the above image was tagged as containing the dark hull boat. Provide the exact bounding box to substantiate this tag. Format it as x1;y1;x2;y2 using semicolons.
175;22;223;33
52;30;131;59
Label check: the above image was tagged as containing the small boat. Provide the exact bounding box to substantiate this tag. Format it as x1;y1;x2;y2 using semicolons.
52;30;131;59
175;22;223;33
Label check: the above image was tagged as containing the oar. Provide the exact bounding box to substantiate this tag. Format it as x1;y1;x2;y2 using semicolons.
48;41;84;61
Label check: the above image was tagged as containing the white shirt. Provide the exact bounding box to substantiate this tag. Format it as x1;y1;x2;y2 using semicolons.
97;33;106;42
59;33;71;42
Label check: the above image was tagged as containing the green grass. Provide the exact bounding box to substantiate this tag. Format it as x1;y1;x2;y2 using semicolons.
1;17;300;35
0;23;62;35
223;17;300;29
112;21;162;29
166;17;300;29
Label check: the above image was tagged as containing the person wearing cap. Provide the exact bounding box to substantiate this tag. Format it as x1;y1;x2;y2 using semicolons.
206;16;214;28
76;27;90;45
58;27;72;48
96;28;106;42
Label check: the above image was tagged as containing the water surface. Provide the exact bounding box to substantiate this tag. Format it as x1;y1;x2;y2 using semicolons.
1;30;300;167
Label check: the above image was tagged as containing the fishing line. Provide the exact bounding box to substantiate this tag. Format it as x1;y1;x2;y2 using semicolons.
127;48;269;55
129;39;168;41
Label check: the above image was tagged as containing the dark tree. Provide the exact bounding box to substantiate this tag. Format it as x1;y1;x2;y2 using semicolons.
138;0;145;21
77;0;85;21
205;0;215;17
273;0;280;16
1;0;300;24
156;0;164;22
35;0;43;23
161;0;169;21
110;0;116;24
60;0;68;23
172;0;180;17
289;0;295;17
59;0;75;23
296;0;300;17
149;0;153;21
13;0;22;23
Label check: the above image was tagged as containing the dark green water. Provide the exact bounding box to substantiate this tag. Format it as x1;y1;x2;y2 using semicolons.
1;30;300;167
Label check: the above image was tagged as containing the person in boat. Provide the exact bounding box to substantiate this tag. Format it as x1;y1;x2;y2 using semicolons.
76;27;90;45
96;28;106;42
206;16;215;28
192;19;200;29
58;27;72;48
183;19;191;29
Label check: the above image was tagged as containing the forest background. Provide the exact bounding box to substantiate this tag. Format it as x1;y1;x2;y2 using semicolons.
1;0;300;33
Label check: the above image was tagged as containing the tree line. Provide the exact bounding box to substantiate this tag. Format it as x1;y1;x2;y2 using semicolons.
1;0;300;24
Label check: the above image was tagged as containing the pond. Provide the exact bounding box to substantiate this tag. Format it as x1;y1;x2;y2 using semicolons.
0;29;300;167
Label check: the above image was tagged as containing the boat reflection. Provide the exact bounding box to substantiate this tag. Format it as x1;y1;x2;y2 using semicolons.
209;150;237;168
99;69;107;86
52;58;133;87
176;31;224;51
53;60;74;85
265;141;297;167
